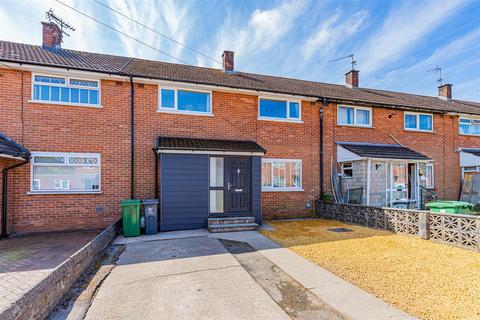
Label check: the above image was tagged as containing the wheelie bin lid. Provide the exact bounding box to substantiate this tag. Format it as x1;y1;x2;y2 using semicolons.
121;199;142;206
142;199;159;205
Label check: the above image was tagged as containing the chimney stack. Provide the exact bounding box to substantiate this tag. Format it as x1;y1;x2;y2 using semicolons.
345;69;359;88
222;51;234;73
42;21;62;49
438;83;452;100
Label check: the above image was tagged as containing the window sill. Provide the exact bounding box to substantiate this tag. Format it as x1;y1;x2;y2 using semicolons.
459;133;480;137
157;109;214;117
27;191;103;195
262;188;304;192
28;100;103;108
337;124;373;128
404;128;435;134
257;117;303;123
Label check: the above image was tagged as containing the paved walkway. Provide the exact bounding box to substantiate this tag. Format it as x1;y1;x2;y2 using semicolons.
0;230;100;314
88;230;416;320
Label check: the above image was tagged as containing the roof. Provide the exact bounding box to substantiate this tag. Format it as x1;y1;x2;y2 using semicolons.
0;133;30;159
460;149;480;157
156;137;266;153
337;142;431;160
1;40;480;115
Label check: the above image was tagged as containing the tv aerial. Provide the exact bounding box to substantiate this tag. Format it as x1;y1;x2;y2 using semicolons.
426;65;443;86
329;54;357;71
45;8;75;37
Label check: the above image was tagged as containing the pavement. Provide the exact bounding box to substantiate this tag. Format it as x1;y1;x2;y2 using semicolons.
0;230;100;314
84;229;416;320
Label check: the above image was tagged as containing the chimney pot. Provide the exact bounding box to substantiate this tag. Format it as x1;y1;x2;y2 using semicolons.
438;83;452;100
345;70;359;88
42;22;62;49
222;50;234;73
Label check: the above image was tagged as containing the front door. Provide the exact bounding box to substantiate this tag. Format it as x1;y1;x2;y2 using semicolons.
225;157;251;213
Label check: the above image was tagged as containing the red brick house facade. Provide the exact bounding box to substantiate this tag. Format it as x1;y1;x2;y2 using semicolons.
1;23;480;234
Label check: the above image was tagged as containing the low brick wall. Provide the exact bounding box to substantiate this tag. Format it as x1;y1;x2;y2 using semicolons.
316;201;480;251
1;220;121;320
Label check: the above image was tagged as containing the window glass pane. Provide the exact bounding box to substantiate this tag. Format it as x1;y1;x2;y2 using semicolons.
356;109;370;125
34;156;65;164
161;89;175;108
426;165;434;188
209;190;224;213
70;88;79;103
70;79;98;87
34;84;41;100
289;102;300;118
79;89;89;103
50;86;60;101
259;99;287;118
177;90;209;112
89;90;99;105
33;165;100;191
40;85;50;100
262;162;272;187
460;118;471;124
405;114;417;129
61;87;70;102
68;157;99;165
338;107;354;124
285;161;301;187
272;162;286;187
419;114;432;130
34;75;65;84
209;157;224;187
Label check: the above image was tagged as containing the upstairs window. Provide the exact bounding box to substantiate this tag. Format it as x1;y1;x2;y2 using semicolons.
404;112;433;131
159;88;211;114
32;74;100;106
337;106;371;127
30;152;101;193
258;98;301;121
459;118;480;135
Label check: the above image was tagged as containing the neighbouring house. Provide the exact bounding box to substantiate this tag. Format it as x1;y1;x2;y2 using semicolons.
1;20;480;234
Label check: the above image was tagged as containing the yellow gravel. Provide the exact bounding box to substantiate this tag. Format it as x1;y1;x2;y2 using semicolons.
262;219;480;320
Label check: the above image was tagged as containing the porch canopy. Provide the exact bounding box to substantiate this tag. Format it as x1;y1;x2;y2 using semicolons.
155;137;266;156
459;148;480;167
0;133;29;160
337;142;431;162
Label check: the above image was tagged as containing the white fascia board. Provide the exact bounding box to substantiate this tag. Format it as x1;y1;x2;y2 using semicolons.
156;149;265;156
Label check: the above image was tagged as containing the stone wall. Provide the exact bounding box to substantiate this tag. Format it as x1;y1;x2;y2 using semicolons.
316;201;480;252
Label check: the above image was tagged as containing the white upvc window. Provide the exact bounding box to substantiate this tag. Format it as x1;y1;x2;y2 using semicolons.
462;165;480;179
261;159;302;191
341;162;353;178
32;74;100;107
337;105;372;127
404;112;433;132
459;117;480;136
258;97;302;122
158;87;212;115
425;163;434;189
30;152;101;194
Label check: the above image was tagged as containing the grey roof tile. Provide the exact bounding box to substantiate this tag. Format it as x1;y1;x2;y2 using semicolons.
337;142;430;160
156;137;266;153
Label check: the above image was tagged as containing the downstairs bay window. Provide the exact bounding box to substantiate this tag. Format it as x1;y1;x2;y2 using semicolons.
30;152;101;194
261;159;302;191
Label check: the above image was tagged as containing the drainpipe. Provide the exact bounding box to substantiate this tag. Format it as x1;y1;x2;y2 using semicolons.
319;98;327;198
130;77;135;199
1;158;29;238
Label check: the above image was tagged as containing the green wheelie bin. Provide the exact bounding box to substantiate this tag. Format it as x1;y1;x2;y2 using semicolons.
121;199;141;237
425;201;474;214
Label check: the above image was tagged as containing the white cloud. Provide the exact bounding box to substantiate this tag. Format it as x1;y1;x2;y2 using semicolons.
212;0;308;67
359;0;468;74
301;10;368;60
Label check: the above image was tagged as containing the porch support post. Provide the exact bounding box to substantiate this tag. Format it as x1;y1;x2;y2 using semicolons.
366;158;371;206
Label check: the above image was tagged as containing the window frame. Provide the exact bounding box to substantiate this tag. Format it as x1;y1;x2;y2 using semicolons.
337;105;372;127
257;97;302;122
341;162;353;178
158;87;213;116
261;158;303;192
425;163;435;189
31;73;101;108
459;117;480;136
404;112;433;132
29;152;102;194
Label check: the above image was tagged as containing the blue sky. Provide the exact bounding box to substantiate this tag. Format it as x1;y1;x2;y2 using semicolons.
1;0;479;101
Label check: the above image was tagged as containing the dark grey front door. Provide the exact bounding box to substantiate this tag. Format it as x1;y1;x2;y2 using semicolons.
225;157;251;213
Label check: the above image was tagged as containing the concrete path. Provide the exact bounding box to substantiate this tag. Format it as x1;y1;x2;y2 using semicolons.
85;237;290;320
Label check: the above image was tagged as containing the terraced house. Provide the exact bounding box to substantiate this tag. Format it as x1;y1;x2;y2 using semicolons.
1;21;480;235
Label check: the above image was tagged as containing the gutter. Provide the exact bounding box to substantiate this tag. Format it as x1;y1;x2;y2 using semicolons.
1;156;29;238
